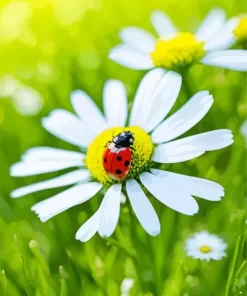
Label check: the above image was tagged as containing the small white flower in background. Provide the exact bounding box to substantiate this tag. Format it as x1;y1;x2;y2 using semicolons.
10;69;233;242
203;14;247;52
185;231;227;261
109;9;247;73
13;87;43;116
221;14;247;46
0;75;19;98
0;75;43;116
121;278;134;296
240;120;247;146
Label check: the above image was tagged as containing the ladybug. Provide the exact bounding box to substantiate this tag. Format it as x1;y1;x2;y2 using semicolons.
102;131;134;180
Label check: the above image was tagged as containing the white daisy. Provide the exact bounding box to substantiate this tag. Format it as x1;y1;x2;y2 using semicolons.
213;14;247;49
10;69;233;242
185;231;227;261
109;9;247;73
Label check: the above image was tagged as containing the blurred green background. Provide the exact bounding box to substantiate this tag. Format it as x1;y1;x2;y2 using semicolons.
0;0;246;295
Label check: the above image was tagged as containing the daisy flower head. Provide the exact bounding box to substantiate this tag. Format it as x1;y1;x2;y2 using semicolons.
230;14;247;43
185;231;227;261
10;69;233;242
227;14;247;46
207;14;247;51
109;9;247;73
233;15;247;43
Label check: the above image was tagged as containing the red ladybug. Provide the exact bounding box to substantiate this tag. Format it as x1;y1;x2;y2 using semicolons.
102;131;134;180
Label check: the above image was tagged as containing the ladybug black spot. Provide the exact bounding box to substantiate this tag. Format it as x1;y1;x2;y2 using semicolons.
124;160;130;167
116;169;122;175
104;157;107;163
106;169;108;172
117;156;122;161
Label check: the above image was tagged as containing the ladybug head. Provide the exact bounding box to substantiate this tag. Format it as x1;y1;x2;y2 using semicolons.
113;131;135;147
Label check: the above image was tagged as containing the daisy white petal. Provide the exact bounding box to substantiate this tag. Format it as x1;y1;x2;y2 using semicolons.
151;10;177;37
109;44;154;70
142;71;182;133
185;231;227;261
205;18;238;51
126;179;160;236
22;147;85;161
11;169;91;198
119;27;156;54
152;91;213;144
32;182;102;222
201;50;247;71
42;109;94;147
76;210;101;242
98;184;122;237
76;184;122;241
130;70;182;133
151;169;224;201
152;129;233;163
103;80;128;127
196;8;226;42
140;172;199;216
129;68;166;127
71;90;108;135
10;160;83;177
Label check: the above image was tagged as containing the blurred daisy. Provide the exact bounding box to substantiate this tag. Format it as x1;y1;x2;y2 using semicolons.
185;231;227;261
240;120;247;146
233;15;247;44
10;69;233;242
0;75;43;116
109;9;247;72
121;278;134;296
13;86;43;116
218;14;247;47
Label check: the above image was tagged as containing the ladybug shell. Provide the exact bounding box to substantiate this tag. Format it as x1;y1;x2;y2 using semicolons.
102;143;132;180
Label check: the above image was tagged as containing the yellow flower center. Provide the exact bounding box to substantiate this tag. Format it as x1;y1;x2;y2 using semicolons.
199;245;212;253
150;32;206;70
85;126;153;185
233;17;247;42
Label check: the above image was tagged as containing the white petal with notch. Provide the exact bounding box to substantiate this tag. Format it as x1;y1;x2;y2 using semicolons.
152;91;213;144
126;179;160;236
32;182;102;222
103;80;128;127
152;130;233;163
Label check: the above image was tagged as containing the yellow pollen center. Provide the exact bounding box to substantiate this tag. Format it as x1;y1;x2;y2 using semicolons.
199;245;212;253
150;32;206;69
85;126;153;185
233;17;247;41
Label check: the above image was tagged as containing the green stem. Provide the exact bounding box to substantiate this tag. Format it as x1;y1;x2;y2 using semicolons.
0;271;7;296
60;279;68;296
182;70;197;98
235;260;246;279
225;236;241;296
14;236;31;296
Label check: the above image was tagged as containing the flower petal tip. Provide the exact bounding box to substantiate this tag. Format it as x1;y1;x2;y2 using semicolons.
150;229;160;236
10;190;19;199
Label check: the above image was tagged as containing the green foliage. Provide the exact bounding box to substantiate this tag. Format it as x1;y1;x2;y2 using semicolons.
0;0;246;295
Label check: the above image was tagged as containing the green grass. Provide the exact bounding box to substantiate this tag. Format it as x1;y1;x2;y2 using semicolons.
0;0;246;295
